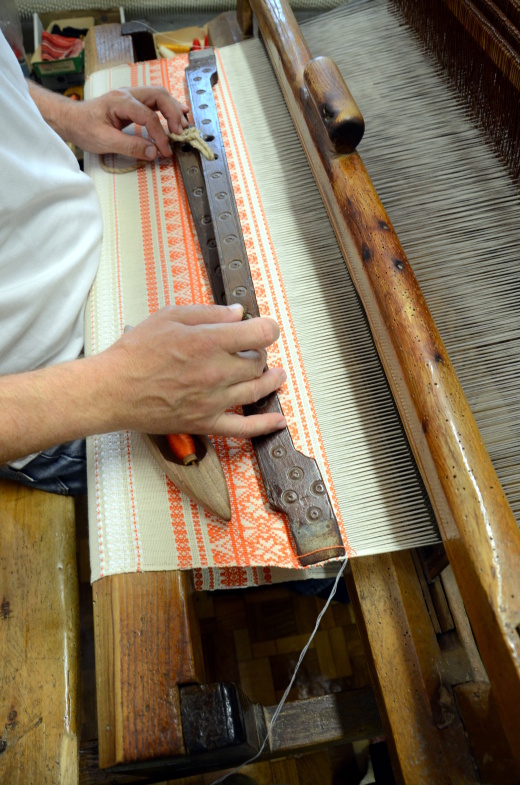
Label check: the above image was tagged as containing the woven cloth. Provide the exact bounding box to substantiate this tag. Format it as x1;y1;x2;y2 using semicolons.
84;54;350;588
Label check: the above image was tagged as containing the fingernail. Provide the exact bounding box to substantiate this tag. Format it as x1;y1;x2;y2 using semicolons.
276;418;287;430
145;145;156;159
280;370;287;384
229;303;244;316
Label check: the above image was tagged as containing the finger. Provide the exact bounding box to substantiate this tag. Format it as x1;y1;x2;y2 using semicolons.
157;98;190;134
130;87;190;133
223;348;269;385
227;367;287;408
211;411;287;439
97;123;162;161
107;99;172;159
162;302;245;326
140;112;173;158
236;348;268;370
215;316;281;354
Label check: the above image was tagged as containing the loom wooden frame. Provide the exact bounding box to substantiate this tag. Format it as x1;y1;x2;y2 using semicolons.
243;0;520;766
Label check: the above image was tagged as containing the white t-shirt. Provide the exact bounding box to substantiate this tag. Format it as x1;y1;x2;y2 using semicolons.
0;31;102;376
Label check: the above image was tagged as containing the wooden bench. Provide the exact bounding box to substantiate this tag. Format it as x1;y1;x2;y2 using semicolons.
0;479;79;784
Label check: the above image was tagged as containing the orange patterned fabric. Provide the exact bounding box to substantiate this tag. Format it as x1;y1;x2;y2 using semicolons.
84;55;350;588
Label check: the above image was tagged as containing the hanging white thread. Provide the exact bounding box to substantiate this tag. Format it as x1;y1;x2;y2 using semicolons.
209;557;349;785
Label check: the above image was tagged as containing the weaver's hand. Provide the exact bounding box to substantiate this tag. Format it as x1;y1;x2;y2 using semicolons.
28;81;189;160
0;304;286;464
70;86;189;159
101;303;287;438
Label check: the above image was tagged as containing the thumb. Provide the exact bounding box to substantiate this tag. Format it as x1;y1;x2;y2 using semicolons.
100;127;160;161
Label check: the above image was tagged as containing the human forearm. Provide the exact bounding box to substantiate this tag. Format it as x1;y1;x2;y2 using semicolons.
0;354;123;464
26;78;75;141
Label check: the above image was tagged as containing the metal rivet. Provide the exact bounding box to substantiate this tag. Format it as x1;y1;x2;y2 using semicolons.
233;286;247;297
224;235;237;244
196;89;205;94
216;192;227;200
188;166;198;175
201;215;212;225
311;481;326;495
207;239;217;248
219;212;231;221
307;506;322;521
271;446;286;459
199;103;208;109
193;187;204;197
194;76;202;82
282;490;298;504
210;172;222;179
288;467;304;481
229;260;242;270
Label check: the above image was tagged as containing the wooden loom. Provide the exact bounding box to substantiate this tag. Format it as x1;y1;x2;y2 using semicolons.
88;1;519;780
86;2;520;782
4;1;518;783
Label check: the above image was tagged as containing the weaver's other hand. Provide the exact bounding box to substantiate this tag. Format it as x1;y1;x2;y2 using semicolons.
101;303;287;438
66;86;189;159
28;81;189;160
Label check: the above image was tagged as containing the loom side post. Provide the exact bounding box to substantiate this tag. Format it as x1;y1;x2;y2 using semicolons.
245;0;520;765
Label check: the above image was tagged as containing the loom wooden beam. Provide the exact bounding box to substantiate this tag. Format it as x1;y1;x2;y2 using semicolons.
346;553;482;784
246;0;520;769
0;480;79;784
92;571;205;768
79;686;381;783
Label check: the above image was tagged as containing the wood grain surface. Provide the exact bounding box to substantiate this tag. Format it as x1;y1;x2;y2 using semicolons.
0;479;79;785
